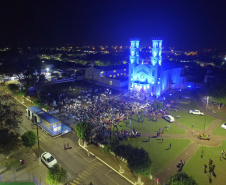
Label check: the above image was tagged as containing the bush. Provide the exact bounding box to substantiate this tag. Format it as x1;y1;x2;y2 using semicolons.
21;130;37;147
46;164;67;185
33;99;42;108
168;172;198;185
102;146;110;153
7;84;19;94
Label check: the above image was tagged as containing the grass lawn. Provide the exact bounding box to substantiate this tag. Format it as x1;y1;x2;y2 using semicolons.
118;115;186;134
121;137;191;175
183;140;226;185
0;183;35;185
169;110;216;130
212;121;226;136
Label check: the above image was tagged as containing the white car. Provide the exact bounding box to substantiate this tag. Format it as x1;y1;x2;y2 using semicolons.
163;115;175;123
41;152;57;168
221;123;226;130
188;110;204;115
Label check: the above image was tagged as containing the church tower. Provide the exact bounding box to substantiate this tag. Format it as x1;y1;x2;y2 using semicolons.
128;38;163;97
150;39;162;96
128;38;140;90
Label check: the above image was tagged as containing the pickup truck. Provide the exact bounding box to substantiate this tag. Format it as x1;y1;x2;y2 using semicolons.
188;110;204;115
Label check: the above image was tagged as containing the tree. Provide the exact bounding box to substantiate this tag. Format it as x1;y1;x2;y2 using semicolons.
152;100;163;110
34;74;45;100
7;84;19;94
33;98;42;108
0;95;22;130
168;172;198;185
109;142;152;183
127;147;152;176
75;122;92;142
21;130;37;147
0;128;20;157
15;52;42;97
46;164;67;185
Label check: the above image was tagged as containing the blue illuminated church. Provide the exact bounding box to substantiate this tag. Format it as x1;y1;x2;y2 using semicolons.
128;38;186;96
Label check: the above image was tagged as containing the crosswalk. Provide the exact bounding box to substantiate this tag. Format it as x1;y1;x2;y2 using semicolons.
67;161;103;185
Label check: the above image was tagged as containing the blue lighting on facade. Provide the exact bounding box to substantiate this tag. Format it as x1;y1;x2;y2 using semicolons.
128;38;186;96
129;38;163;96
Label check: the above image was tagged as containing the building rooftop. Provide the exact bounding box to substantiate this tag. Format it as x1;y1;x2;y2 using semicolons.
93;64;128;71
92;61;183;72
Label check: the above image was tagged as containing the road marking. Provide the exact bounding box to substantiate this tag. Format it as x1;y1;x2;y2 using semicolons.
70;182;77;185
73;179;80;184
18;124;26;133
83;171;91;175
105;170;119;185
96;162;103;166
81;173;87;177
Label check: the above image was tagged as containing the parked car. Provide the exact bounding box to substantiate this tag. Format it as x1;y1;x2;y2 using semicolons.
41;152;57;168
188;110;204;115
221;123;226;130
163;115;175;122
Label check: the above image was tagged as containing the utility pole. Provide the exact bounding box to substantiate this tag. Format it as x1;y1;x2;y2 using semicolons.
36;123;41;165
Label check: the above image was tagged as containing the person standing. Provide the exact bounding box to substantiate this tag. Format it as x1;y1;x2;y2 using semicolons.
129;118;132;127
148;136;151;142
204;164;207;173
201;150;204;158
161;136;164;142
170;143;172;149
141;115;144;123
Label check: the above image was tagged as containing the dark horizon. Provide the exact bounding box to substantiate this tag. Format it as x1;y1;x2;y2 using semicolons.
0;0;226;49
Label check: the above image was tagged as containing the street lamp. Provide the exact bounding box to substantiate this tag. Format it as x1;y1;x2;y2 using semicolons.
203;96;209;135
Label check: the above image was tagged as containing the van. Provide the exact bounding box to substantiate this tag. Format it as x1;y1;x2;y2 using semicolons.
163;115;175;123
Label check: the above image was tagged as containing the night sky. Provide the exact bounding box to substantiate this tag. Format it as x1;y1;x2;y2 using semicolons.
0;0;226;49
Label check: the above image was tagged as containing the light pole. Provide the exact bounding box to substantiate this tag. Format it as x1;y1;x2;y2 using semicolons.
203;96;209;135
35;122;41;165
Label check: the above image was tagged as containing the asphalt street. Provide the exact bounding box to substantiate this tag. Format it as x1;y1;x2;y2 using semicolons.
16;99;132;185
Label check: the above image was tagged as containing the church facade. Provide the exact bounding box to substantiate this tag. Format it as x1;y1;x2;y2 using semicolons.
128;38;186;96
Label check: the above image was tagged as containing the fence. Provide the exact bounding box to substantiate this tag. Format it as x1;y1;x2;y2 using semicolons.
0;173;41;185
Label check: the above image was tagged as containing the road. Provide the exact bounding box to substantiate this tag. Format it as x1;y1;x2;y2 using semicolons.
16;99;131;185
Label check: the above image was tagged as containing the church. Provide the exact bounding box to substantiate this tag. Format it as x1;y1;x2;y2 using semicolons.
85;38;186;96
128;38;186;96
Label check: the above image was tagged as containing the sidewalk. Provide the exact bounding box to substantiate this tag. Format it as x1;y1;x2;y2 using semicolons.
0;151;48;185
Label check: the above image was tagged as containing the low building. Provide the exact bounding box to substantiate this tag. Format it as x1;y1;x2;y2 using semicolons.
85;64;128;87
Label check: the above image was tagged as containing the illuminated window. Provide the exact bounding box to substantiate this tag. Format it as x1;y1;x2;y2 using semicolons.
114;75;116;78
117;74;119;76
124;73;126;75
124;69;126;71
109;75;112;77
121;73;123;75
114;70;116;73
